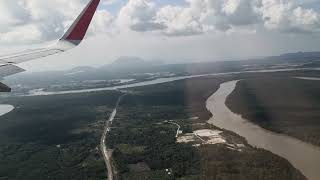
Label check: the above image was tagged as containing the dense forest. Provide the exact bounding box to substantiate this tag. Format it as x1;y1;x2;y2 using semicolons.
0;91;121;180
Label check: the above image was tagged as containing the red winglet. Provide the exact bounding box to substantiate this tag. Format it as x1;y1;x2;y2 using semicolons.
61;0;100;45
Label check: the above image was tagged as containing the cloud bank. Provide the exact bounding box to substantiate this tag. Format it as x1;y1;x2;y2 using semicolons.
0;0;319;44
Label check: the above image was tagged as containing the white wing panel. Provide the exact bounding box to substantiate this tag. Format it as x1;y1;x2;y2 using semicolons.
0;64;25;78
0;0;101;92
0;48;64;64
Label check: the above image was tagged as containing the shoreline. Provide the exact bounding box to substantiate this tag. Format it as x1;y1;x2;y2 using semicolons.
206;80;320;180
21;67;320;97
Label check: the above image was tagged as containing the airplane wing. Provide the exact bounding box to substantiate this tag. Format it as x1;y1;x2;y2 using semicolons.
0;0;101;92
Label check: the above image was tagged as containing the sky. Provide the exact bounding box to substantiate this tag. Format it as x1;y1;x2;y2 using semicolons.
1;0;320;72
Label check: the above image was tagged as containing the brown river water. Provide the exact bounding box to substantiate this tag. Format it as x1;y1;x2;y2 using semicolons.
206;80;320;180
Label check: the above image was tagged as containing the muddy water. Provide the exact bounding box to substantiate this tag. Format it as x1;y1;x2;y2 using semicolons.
206;80;320;180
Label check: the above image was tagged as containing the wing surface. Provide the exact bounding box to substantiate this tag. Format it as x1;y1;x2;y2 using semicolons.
0;0;101;91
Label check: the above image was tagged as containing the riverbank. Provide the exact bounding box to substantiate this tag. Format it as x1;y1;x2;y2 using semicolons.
226;77;320;147
207;80;320;180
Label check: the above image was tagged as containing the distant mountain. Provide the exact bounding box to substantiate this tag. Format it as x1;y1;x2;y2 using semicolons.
103;56;164;71
108;56;146;69
279;52;320;58
6;52;320;89
266;51;320;63
70;66;96;72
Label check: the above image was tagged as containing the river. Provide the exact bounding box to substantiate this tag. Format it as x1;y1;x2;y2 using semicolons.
206;80;320;180
25;68;319;96
295;77;320;81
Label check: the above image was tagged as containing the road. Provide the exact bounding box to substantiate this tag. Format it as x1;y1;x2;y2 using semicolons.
168;121;181;138
100;94;126;180
206;80;320;180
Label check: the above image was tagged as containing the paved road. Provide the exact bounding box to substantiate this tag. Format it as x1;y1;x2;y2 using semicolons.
100;94;126;180
101;123;113;180
168;121;181;138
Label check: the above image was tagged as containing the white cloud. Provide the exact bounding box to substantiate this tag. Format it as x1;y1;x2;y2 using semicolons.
156;5;204;36
0;0;320;45
0;0;113;44
0;1;30;32
256;0;320;33
103;0;119;5
0;24;42;44
89;10;115;35
116;0;320;35
153;0;262;35
117;0;166;32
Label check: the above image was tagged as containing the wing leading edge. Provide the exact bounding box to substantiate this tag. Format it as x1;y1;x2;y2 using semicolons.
0;0;101;92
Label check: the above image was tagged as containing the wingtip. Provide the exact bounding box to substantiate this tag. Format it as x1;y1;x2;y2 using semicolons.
61;0;101;45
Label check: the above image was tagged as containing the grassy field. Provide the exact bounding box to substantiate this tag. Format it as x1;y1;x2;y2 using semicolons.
226;76;320;146
0;91;121;180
